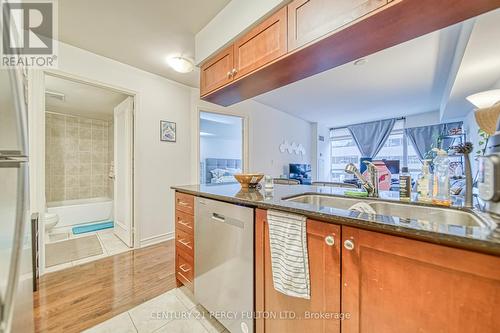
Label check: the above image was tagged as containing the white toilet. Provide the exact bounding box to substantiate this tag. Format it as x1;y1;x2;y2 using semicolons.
44;212;60;232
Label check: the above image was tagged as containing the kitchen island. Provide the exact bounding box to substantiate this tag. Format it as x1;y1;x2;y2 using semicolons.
172;183;500;333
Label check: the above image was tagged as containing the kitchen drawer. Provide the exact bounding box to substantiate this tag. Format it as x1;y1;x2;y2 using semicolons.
176;228;194;255
175;192;194;214
176;209;194;235
176;249;194;290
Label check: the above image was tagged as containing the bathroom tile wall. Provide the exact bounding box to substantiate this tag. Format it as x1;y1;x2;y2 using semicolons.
46;113;113;202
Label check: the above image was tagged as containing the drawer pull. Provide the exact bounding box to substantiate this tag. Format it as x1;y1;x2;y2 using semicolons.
178;239;191;248
178;220;192;229
179;264;191;273
177;200;189;207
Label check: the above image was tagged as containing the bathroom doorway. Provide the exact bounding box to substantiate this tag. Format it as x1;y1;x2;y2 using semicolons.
42;73;135;273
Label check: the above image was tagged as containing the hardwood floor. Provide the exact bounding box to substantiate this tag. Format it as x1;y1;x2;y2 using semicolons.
34;240;176;333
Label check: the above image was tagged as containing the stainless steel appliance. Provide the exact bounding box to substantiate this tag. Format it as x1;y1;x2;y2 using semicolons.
195;198;254;333
0;66;34;333
478;128;500;216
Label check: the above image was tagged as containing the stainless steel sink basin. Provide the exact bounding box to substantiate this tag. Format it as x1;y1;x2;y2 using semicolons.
367;201;483;227
285;194;486;228
286;194;364;210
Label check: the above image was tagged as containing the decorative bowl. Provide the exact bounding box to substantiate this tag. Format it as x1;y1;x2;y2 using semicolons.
234;173;264;188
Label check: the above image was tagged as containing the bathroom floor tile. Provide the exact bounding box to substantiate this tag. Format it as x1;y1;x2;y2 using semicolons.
48;232;70;242
44;261;73;273
83;312;137;333
98;231;130;255
129;290;188;333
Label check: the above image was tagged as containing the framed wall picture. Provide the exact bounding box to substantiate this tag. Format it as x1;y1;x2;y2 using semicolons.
160;120;176;142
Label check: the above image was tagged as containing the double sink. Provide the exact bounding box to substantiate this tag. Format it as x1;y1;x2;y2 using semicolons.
285;194;489;228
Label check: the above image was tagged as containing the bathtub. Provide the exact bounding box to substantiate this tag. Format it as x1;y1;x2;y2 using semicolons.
47;197;113;228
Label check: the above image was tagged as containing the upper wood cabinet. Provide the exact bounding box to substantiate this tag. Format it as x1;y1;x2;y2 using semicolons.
288;0;388;50
200;45;234;96
341;226;500;333
255;209;341;333
233;7;288;80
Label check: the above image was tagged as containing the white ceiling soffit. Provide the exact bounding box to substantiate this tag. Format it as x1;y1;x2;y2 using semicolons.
45;75;129;121
200;112;242;139
58;0;230;87
253;21;464;128
441;8;500;120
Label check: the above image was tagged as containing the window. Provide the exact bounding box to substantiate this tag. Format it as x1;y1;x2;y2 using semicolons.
330;120;423;182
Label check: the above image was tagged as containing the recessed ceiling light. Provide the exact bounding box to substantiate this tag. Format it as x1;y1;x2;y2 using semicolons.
466;89;500;108
353;58;367;66
167;56;194;73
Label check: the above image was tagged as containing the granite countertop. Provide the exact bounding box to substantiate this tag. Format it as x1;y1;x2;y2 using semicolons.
172;183;500;256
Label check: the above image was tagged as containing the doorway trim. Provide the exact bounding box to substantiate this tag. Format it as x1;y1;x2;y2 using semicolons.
29;69;138;275
194;106;250;184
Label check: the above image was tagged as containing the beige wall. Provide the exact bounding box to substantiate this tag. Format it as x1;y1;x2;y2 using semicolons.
45;112;113;202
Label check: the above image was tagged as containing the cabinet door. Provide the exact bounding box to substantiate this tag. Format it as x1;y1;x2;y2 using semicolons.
288;0;388;50
233;7;287;80
200;45;234;96
342;226;500;333
255;209;341;333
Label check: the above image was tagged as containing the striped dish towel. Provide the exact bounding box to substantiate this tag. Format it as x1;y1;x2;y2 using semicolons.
267;210;310;299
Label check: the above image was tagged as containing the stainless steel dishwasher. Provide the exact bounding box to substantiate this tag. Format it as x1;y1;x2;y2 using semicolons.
195;197;254;333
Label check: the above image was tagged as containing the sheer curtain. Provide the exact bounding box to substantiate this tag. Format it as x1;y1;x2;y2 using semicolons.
347;119;396;158
404;122;463;161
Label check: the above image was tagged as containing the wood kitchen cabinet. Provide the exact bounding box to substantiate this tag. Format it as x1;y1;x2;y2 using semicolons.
287;0;388;50
175;192;195;292
255;209;341;333
200;7;287;96
233;6;288;79
342;226;500;333
200;45;234;96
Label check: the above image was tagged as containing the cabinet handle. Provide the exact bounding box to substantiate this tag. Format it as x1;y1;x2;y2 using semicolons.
178;239;191;248
179;264;191;273
178;220;192;229
324;235;335;246
227;71;232;78
231;68;238;76
344;239;355;251
177;200;189;207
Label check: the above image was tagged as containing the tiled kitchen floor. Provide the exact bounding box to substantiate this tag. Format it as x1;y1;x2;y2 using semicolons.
45;227;130;273
84;287;228;333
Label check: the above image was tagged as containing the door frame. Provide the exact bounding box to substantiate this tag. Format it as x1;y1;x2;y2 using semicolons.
29;69;138;275
194;106;250;184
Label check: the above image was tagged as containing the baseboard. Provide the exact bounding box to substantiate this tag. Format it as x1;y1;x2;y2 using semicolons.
140;231;174;247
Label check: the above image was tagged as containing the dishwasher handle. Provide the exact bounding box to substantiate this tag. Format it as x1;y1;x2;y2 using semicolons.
210;212;244;229
211;213;226;223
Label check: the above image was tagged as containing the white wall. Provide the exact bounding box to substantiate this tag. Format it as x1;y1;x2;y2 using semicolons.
195;0;287;64
191;89;312;181
37;43;192;246
405;110;441;128
311;123;331;181
200;137;242;161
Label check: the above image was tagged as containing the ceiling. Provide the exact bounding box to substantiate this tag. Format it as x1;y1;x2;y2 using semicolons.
200;112;242;139
441;9;500;119
253;9;500;128
58;0;230;87
45;75;129;120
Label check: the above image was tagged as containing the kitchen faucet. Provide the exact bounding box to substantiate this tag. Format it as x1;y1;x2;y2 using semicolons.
345;162;379;197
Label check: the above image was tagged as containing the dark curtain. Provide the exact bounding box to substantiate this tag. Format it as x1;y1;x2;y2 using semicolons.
404;122;463;161
347;119;396;158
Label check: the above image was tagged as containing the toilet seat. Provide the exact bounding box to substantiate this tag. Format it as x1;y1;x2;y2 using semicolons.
44;212;59;231
45;213;59;223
